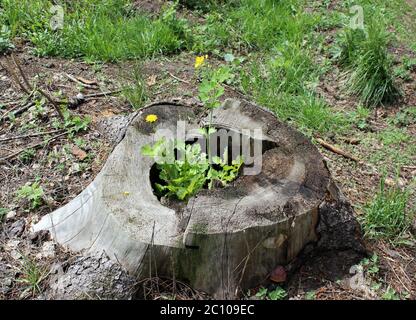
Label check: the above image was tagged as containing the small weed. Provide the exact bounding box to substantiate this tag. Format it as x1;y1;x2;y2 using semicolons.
268;287;287;300
19;148;36;164
15;255;49;297
382;286;400;300
255;286;287;300
388;107;416;127
62;110;91;136
74;137;87;149
394;65;412;81
360;253;380;276
16;181;44;210
122;65;147;110
347;105;371;130
255;287;268;299
305;291;316;300
378;128;410;146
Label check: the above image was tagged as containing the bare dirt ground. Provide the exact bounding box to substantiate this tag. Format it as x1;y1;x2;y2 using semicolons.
0;37;415;299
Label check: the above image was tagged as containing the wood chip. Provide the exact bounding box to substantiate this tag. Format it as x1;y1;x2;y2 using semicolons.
146;75;157;86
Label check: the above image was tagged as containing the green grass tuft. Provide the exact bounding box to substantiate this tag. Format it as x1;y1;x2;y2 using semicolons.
362;178;414;244
0;0;187;62
339;20;402;107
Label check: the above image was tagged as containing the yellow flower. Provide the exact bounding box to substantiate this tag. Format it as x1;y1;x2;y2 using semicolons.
145;114;158;123
195;55;208;69
123;191;130;196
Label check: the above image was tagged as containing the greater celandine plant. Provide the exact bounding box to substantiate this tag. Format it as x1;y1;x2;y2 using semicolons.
141;55;243;201
195;54;232;155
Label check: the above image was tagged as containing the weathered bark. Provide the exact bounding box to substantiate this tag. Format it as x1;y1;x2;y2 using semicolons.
46;252;136;300
33;98;363;299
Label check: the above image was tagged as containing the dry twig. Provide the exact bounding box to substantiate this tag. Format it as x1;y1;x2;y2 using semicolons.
65;73;98;89
315;138;360;162
0;132;67;163
0;129;64;142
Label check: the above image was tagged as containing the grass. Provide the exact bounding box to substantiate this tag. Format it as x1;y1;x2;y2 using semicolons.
120;64;148;110
362;178;414;244
15;254;49;297
240;49;348;135
1;0;409;133
361;124;416;167
338;19;402;107
0;0;187;62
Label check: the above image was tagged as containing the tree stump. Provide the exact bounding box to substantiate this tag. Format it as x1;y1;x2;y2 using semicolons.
33;98;363;299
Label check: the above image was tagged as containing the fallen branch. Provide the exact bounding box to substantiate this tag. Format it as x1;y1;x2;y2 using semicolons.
65;73;98;89
0;129;64;142
0;132;67;163
11;53;32;93
36;86;65;120
167;71;191;85
0;101;35;123
0;60;31;95
84;89;123;99
61;89;123;108
315;138;360;162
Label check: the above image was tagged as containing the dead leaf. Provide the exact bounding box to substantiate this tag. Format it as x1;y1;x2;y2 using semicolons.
101;109;115;117
146;75;157;87
72;145;88;161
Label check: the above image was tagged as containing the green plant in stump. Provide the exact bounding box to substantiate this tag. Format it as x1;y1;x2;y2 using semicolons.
16;181;44;209
142;139;210;200
142;139;243;201
362;178;413;244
